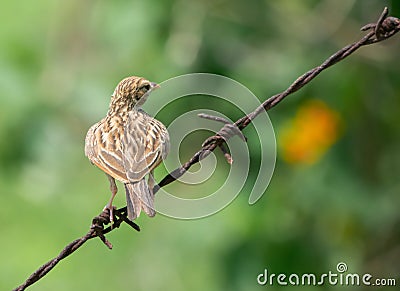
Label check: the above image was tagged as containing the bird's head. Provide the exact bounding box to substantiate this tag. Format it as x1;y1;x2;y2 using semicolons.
110;76;159;113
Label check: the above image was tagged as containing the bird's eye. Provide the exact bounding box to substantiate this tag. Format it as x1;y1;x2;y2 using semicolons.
140;84;151;92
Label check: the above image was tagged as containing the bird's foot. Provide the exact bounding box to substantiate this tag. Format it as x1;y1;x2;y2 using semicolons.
103;204;116;225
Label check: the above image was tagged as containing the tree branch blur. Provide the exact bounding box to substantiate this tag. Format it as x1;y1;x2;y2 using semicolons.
13;7;400;291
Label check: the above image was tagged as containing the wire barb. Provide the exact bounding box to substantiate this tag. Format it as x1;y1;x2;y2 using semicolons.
198;113;247;164
219;142;233;165
360;7;400;44
198;113;247;144
91;209;113;249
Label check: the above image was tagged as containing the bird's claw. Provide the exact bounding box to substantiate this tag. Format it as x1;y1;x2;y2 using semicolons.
103;205;117;225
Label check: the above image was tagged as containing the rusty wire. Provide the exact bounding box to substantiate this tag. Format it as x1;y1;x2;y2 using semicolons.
13;7;400;291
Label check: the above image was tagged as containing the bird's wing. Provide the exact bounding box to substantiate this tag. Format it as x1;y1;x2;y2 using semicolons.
122;110;169;182
85;120;128;182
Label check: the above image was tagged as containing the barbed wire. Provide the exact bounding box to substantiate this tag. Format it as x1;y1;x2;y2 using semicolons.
13;7;400;291
153;7;400;192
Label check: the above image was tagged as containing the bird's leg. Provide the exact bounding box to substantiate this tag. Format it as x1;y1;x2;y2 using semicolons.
105;174;118;224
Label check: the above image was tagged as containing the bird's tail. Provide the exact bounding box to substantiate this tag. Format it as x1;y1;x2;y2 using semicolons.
125;179;156;220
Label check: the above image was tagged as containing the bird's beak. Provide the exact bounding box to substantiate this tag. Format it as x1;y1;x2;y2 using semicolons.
150;82;160;90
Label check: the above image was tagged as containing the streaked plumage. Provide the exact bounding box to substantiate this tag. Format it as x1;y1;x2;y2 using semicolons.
85;76;169;221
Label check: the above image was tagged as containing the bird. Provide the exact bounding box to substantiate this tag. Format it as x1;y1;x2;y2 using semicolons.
85;76;170;221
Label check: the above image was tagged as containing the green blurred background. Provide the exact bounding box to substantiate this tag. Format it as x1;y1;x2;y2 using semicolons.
1;0;400;290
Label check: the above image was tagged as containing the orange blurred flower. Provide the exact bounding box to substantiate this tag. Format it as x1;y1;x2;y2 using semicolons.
279;100;341;164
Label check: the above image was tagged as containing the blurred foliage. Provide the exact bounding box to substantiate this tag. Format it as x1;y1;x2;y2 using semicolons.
279;100;341;164
1;0;400;290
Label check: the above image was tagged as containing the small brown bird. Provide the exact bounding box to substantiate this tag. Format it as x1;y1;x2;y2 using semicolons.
85;76;170;221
